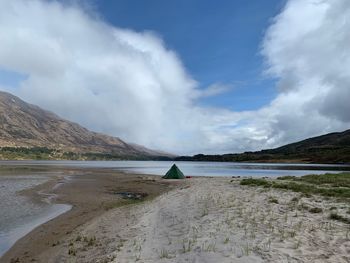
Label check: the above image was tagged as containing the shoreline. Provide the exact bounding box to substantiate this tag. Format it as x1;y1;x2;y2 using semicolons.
0;168;180;263
17;176;348;263
0;171;74;257
1;168;349;262
0;204;71;257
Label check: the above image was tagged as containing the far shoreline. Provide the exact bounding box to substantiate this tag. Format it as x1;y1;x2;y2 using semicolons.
0;160;349;177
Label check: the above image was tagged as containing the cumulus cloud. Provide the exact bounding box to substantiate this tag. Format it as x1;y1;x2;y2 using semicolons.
259;0;350;144
0;0;239;154
0;0;349;154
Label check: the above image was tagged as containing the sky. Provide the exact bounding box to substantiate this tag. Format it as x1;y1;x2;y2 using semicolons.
92;0;283;111
0;0;349;155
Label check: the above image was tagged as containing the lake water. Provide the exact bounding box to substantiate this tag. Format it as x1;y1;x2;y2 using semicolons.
0;170;71;257
1;160;349;177
0;160;349;257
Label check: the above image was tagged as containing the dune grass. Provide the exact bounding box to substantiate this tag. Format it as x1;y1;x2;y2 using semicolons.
329;212;350;224
240;173;350;199
277;173;350;188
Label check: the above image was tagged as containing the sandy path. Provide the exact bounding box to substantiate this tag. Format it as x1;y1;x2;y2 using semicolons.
63;177;350;262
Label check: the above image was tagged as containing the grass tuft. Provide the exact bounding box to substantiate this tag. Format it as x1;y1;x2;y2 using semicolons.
309;207;323;213
329;213;350;224
241;173;350;199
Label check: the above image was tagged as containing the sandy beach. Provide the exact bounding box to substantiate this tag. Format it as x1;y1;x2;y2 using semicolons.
0;168;178;263
1;173;350;262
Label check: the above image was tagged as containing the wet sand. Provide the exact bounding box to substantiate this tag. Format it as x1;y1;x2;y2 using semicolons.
0;168;180;263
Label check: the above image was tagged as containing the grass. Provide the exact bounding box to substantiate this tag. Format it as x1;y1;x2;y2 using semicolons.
268;197;279;204
241;174;350;225
284;173;350;188
329;213;350;224
241;173;350;199
309;207;323;213
182;239;195;253
293;239;301;249
240;178;271;187
102;197;145;211
201;207;209;217
290;196;299;203
241;243;251;256
203;241;217;252
87;236;97;246
0;146;167;161
68;247;76;256
159;248;172;259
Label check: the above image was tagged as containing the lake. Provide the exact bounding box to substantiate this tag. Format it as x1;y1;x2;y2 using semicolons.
1;160;349;177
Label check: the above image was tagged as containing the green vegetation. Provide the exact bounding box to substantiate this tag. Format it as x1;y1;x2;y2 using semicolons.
240;178;271;187
0;146;54;159
241;173;350;224
240;173;350;199
159;248;172;259
279;173;350;188
329;212;350;224
175;148;350;164
309;207;323;213
175;129;350;164
268;197;279;204
0;146;169;161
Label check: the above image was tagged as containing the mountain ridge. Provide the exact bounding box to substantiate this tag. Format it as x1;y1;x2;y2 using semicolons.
175;129;350;164
1;90;349;163
0;91;169;159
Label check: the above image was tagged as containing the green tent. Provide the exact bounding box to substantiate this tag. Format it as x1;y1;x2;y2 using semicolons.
162;164;185;179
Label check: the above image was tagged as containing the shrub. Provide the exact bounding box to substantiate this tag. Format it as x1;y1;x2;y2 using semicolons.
309;207;323;213
329;213;350;224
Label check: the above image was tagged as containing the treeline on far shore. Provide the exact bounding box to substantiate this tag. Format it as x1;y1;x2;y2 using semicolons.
1;146;350;164
0;146;171;161
174;148;350;164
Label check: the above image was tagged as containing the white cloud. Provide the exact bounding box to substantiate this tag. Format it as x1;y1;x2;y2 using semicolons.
0;0;237;154
259;0;350;145
0;0;349;155
194;83;232;98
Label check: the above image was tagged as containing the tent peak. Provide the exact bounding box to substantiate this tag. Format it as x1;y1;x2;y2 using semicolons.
162;164;185;179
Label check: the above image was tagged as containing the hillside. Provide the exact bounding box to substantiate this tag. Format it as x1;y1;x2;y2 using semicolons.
0;91;169;160
265;130;350;154
175;130;350;164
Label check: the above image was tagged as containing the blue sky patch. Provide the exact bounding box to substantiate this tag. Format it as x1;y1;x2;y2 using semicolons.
0;68;27;89
93;0;284;111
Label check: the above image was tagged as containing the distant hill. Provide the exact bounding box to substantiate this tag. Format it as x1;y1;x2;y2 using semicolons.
0;91;170;160
176;130;350;164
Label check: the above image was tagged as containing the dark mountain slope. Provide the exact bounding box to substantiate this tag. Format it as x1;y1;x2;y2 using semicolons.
176;130;350;164
0;91;169;159
265;130;350;155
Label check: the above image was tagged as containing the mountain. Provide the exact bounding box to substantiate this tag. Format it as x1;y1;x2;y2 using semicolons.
0;91;170;160
262;130;350;155
175;130;350;164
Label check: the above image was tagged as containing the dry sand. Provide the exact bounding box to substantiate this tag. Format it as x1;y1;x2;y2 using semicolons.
39;177;350;263
2;175;350;263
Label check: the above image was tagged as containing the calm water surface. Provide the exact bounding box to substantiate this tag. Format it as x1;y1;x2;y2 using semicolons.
1;160;349;177
0;171;71;257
